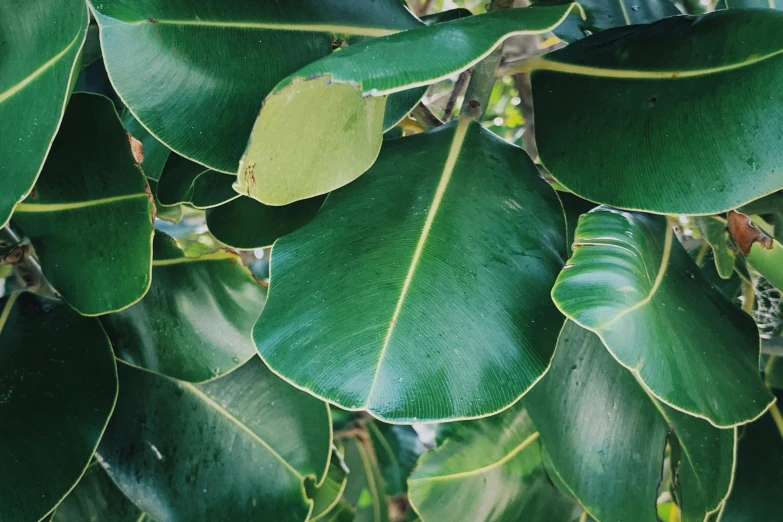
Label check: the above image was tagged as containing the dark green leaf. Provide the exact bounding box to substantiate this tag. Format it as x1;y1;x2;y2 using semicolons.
254;120;566;421
98;359;332;522
237;3;582;205
12;93;154;316
367;421;423;496
533;9;783;214
0;0;89;226
89;0;423;173
307;458;348;521
100;233;266;382
526;321;735;522
206;195;326;250
52;464;153;522
408;401;585;522
343;438;389;522
0;292;117;522
157;155;239;209
552;208;773;426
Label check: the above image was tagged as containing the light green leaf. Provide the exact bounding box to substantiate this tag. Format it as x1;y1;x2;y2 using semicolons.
408;401;584;522
254;120;567;422
89;0;423;173
0;0;89;226
52;464;154;522
12;93;154;316
745;219;783;291
98;358;332;522
719;409;783;521
695;217;735;279
157;154;239;209
206;195;326;250
532;9;783;214
552;207;773;427
237;3;582;205
0;292;117;522
367;421;424;497
123;111;170;182
100;233;266;382
526;321;735;522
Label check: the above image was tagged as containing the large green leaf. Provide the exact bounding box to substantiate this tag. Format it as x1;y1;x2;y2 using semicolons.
98;359;332;522
408;401;584;522
543;0;681;42
156;155;239;209
367;421;423;497
532;9;783;215
52;464;153;522
254;119;567;421
11;93;154;316
89;0;423;173
100;233;267;382
237;3;582;205
0;292;117;522
552;208;773;427
526;321;735;522
0;0;88;226
306;457;348;521
206;195;326;250
719;408;783;521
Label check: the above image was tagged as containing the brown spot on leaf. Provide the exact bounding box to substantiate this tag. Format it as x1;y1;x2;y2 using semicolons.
727;210;773;256
1;244;32;265
245;163;257;193
144;181;157;221
128;133;144;164
147;17;158;23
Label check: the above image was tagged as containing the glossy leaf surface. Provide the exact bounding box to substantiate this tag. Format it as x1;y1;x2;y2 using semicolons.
254;120;567;421
547;0;680;42
99;359;331;522
526;321;735;522
206;195;326;250
408;401;584;522
719;409;783;521
0;0;88;226
237;3;582;205
533;9;783;214
12;93;154;316
52;464;153;522
0;293;117;522
157;155;239;209
89;0;422;173
101;233;267;382
552;208;773;426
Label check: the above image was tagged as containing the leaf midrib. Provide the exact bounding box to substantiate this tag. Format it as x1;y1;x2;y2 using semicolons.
179;380;303;480
14;193;148;213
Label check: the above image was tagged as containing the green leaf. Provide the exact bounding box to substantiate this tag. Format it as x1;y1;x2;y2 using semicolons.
100;233;266;382
123;111;171;182
98;358;332;522
367;421;424;497
206;195;326;250
532;9;783;214
0;292;117;522
719;0;783;8
52;464;154;522
342;438;389;522
408;401;584;522
745;222;783;292
0;0;89;226
719;408;783;521
237;3;582;205
695;217;735;279
543;0;681;42
254;120;567;421
526;321;735;522
307;458;349;521
157;154;239;209
11;93;154;316
147;179;184;224
89;0;423;173
552;208;773;427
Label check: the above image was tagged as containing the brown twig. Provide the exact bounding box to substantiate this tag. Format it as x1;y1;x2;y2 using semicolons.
443;70;471;122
